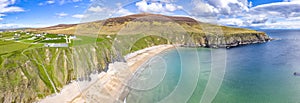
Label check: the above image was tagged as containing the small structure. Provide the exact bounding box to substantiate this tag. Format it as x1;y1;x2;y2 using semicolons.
13;33;21;40
57;34;65;37
28;36;36;40
69;35;77;39
35;34;43;37
44;43;69;47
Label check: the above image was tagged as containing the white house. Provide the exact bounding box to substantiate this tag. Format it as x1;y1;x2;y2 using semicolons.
69;35;77;39
57;34;65;36
35;34;42;37
13;33;21;40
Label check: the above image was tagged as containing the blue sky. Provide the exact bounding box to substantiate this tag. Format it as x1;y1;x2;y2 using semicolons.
0;0;300;29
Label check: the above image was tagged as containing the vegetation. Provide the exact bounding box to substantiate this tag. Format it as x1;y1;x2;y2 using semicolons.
0;13;271;102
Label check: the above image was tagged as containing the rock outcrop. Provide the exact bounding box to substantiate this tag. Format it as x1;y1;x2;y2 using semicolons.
185;32;271;48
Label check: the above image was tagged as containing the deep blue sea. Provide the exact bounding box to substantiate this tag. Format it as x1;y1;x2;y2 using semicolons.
126;30;300;103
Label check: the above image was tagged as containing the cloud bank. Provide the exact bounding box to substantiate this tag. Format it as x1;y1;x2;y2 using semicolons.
135;0;182;14
190;0;300;29
0;0;24;21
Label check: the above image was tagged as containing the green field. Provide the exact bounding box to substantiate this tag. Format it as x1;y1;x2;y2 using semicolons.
0;40;42;55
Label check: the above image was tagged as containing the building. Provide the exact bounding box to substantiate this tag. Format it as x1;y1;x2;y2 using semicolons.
57;34;65;37
44;43;69;47
13;33;20;40
35;34;43;37
69;35;77;39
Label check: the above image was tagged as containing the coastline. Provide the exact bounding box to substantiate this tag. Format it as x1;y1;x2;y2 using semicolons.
38;45;175;103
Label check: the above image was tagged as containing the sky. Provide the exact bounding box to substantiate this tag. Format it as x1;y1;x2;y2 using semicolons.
1;0;300;29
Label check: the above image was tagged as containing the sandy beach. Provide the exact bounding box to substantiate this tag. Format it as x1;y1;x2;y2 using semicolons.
39;45;174;103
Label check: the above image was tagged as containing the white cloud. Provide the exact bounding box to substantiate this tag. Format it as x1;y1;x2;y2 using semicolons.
191;0;219;16
0;0;24;21
284;0;300;2
56;12;68;17
72;14;86;19
218;18;245;26
0;14;6;17
241;1;300;28
250;2;300;18
38;3;44;6
135;0;182;14
85;2;134;17
38;0;55;6
165;3;180;11
0;6;24;13
191;0;250;17
251;19;300;29
0;23;52;29
0;0;24;13
248;1;253;7
88;6;105;12
72;0;82;2
0;23;22;29
46;0;55;4
115;8;134;16
189;0;300;29
39;0;83;6
60;0;83;4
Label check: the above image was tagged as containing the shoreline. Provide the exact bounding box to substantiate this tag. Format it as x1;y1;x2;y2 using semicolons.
39;45;175;103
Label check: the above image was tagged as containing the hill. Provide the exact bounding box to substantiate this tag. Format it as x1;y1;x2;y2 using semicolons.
26;13;271;48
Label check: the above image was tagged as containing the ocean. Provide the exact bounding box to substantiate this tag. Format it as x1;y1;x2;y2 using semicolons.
125;30;300;103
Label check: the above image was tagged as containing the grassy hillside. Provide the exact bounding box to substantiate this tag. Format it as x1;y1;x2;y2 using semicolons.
26;13;261;35
0;13;272;102
27;13;270;48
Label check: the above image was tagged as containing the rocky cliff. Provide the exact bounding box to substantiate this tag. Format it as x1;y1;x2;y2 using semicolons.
0;13;273;102
0;41;124;102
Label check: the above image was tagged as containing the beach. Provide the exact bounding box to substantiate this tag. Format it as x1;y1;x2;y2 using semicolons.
39;45;174;103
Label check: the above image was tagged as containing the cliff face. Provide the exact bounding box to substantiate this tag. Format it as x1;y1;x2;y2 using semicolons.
0;42;124;102
187;32;271;48
0;13;273;102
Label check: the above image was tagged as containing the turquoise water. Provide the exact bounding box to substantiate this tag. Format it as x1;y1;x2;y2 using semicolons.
126;30;300;103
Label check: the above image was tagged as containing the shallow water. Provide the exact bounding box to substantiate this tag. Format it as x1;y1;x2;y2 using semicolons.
126;30;300;103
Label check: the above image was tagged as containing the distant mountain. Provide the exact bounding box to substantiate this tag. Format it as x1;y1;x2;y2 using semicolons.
0;28;28;31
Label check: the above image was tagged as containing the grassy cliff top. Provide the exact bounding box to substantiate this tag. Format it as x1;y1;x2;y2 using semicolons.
26;13;263;36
